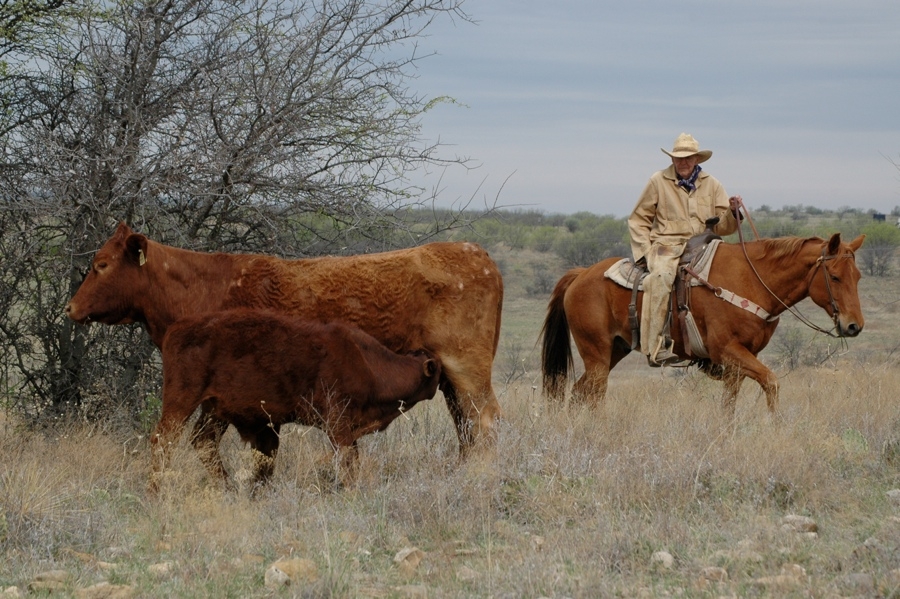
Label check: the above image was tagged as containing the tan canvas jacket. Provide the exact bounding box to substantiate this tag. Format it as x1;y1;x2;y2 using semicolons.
628;164;739;262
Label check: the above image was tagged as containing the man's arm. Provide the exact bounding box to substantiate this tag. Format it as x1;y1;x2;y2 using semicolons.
628;178;658;262
711;179;740;236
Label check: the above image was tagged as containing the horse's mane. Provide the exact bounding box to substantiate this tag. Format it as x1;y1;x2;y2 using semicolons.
754;236;821;265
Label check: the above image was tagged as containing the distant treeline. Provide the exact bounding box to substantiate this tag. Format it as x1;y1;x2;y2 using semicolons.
405;204;900;273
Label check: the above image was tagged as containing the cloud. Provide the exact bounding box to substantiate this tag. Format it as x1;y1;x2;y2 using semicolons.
412;1;900;215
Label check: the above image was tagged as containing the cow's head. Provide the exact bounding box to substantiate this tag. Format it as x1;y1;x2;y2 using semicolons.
65;222;149;325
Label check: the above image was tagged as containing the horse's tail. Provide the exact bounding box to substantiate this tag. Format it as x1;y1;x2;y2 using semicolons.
540;268;586;400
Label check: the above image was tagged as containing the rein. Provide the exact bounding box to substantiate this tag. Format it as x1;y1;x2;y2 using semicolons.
732;199;848;339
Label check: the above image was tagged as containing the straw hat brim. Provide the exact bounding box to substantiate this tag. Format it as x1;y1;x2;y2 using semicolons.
661;148;712;163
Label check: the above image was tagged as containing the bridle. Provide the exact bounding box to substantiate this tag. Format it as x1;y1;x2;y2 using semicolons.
809;248;854;337
733;200;850;339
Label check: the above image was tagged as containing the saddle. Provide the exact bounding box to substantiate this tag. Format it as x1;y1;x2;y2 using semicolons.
605;217;722;358
673;218;723;358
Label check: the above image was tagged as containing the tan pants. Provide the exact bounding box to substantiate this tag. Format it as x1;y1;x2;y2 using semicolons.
640;243;684;359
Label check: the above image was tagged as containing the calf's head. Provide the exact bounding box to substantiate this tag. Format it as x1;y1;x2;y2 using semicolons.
411;349;442;403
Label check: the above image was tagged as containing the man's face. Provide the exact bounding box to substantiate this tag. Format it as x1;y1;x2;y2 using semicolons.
672;155;700;179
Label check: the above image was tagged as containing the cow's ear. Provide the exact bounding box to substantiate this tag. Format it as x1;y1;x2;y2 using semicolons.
124;233;149;266
112;221;134;241
849;234;865;252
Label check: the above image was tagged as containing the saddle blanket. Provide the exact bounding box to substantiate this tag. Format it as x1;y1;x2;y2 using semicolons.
603;239;723;289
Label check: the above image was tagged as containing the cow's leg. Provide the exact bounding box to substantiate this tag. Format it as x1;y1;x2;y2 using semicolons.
150;402;197;495
441;371;501;458
189;408;231;487
249;424;281;491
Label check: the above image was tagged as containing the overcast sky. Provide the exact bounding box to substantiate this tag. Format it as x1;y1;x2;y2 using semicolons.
411;0;900;217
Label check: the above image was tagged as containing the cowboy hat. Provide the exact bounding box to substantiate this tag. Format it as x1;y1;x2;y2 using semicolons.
661;133;712;163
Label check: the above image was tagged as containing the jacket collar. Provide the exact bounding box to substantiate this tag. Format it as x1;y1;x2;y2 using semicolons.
662;163;710;182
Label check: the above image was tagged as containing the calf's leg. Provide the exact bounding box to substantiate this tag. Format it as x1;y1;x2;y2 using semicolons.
189;408;232;487
249;424;281;489
335;440;360;487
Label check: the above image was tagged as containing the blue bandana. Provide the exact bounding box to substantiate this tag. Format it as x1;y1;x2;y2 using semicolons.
676;165;702;192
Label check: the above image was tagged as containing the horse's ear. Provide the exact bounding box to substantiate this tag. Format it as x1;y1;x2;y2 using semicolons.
848;234;865;252
827;233;842;256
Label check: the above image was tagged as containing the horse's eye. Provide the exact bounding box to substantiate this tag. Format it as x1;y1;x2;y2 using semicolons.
830;275;840;283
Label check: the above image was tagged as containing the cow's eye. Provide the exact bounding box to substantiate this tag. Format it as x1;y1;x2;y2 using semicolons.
95;262;108;271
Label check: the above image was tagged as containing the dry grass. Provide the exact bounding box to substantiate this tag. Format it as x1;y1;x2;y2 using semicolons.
2;356;900;597
2;255;898;596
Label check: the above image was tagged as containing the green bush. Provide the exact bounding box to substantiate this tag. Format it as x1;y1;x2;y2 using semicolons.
857;222;900;276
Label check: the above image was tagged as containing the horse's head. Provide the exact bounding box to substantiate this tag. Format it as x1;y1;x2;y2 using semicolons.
808;233;865;337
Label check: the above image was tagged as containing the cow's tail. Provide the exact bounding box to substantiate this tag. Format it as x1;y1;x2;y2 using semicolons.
540;268;585;401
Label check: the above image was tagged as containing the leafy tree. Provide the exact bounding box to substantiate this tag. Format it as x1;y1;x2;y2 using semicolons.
526;225;559;253
858;222;900;277
0;0;75;55
553;214;628;266
0;0;477;424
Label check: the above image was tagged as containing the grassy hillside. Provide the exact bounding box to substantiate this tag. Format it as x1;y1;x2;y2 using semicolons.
2;364;899;597
1;221;899;597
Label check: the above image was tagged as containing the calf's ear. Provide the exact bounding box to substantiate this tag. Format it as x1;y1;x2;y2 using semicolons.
423;359;438;377
124;233;149;266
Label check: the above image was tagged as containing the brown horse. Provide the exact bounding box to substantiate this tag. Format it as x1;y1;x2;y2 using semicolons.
541;233;865;418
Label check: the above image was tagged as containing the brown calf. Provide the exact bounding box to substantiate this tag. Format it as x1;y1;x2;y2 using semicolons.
152;309;441;491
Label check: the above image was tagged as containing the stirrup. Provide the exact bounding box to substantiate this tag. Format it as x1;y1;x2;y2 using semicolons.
648;339;689;368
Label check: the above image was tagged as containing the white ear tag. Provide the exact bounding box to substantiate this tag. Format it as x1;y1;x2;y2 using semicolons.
139;249;147;266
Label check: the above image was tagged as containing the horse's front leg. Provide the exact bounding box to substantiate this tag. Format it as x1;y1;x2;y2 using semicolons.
717;344;780;418
720;366;745;425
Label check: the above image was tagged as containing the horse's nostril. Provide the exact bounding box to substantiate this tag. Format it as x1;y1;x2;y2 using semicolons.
846;323;860;336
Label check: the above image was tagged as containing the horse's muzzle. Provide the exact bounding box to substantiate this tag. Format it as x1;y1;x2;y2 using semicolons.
840;321;862;337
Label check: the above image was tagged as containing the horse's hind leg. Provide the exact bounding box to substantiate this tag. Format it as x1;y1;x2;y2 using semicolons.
571;337;628;404
571;370;608;404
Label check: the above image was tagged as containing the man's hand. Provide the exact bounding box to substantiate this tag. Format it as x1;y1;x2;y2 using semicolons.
729;195;743;212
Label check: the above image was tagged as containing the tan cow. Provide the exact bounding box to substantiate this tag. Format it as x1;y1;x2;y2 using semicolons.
66;223;503;471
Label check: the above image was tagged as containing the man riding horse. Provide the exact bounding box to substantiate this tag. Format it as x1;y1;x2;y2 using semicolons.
628;133;744;366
